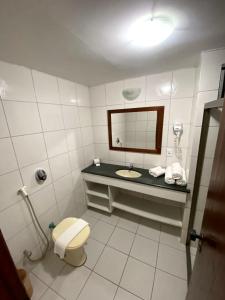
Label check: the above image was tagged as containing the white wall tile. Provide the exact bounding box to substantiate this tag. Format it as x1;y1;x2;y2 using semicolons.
30;184;56;217
0;61;36;102
62;105;79;129
146;72;172;100
0;170;22;211
123;76;146;103
44;131;68;158
53;174;73;202
143;148;167;168
66;128;82;151
58;78;76;105
172;68;196;98
49;153;71;181
90;85;106;107
21;160;52;194
106;81;124;106
69;150;82;170
12;133;47;168
38;103;64;131
95;143;109;162
84;144;95;166
94;126;108;144
7;224;40;264
81;127;94;146
77;84;90;106
3;101;42;136
170;98;192;124
32;70;59;104
0;138;18;175
199;49;225;91
0;201;28;240
92;107;107;126
0;101;9;138
79;107;92;127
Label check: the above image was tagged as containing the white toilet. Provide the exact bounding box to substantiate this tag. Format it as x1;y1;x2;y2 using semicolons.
52;217;90;267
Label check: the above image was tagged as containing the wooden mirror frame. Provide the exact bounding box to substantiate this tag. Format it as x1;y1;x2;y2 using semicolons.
107;106;164;154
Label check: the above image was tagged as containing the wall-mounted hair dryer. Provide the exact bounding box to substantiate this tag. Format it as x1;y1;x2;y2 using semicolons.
173;122;183;159
173;122;183;143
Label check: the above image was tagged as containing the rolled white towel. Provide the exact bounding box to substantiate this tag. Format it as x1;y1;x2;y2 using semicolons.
165;166;175;184
176;169;187;186
171;162;183;180
149;166;166;177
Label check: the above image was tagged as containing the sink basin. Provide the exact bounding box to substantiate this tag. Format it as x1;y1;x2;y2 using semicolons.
115;169;142;178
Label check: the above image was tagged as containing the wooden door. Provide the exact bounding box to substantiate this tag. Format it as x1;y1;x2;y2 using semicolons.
0;230;29;299
186;100;225;300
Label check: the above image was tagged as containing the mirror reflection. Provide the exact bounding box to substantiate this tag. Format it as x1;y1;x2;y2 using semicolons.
108;106;164;154
111;111;157;149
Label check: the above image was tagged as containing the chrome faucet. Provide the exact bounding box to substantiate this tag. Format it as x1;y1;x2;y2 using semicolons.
128;163;134;171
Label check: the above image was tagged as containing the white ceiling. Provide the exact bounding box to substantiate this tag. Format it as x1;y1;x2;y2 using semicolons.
0;0;225;86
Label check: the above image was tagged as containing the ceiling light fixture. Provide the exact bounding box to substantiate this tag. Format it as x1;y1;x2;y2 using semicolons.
128;16;174;47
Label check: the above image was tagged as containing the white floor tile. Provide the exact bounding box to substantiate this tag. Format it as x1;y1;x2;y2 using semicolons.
108;227;135;254
85;208;103;219
84;238;104;269
115;287;142;300
160;225;185;251
51;265;90;300
32;252;65;285
81;213;98;228
117;212;139;233
137;218;161;241
40;288;64;300
157;244;187;279
130;235;158;266
94;246;127;284
120;257;155;300
30;273;48;300
91;220;115;244
151;269;187;300
100;213;119;226
77;272;117;300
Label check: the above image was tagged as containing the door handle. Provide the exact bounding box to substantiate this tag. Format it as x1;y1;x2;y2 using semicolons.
190;229;204;252
190;229;204;241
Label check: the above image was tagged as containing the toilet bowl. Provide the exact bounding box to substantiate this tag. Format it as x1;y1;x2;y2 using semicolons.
52;217;90;267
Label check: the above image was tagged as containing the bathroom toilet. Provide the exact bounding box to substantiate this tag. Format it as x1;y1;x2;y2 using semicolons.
52;217;90;267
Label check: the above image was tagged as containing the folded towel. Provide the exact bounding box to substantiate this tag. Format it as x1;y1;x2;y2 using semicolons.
165;166;175;184
54;219;88;259
171;162;183;180
176;168;187;186
149;166;166;177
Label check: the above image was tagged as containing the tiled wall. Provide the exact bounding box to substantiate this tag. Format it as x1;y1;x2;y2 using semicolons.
0;61;94;266
90;69;196;170
183;48;225;241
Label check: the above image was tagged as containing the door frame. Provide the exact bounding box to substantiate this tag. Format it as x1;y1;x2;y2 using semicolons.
185;98;224;282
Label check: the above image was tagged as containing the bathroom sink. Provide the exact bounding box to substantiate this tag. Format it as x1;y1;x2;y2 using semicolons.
115;169;142;178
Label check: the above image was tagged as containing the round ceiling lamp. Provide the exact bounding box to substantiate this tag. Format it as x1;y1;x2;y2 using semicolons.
128;16;175;47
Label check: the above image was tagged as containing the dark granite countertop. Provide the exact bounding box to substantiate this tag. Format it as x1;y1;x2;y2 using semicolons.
82;163;190;193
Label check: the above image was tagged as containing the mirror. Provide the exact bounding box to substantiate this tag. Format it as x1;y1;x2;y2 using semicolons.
108;106;164;154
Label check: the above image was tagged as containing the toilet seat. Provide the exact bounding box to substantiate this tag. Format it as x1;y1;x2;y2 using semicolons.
52;217;90;267
52;217;90;249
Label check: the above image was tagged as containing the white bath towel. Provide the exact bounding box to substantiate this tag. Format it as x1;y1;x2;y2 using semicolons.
176;168;187;186
171;162;183;180
54;219;88;259
149;166;166;177
165;166;175;184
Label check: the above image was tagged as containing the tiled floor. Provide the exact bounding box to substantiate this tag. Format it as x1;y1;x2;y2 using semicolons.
29;208;188;300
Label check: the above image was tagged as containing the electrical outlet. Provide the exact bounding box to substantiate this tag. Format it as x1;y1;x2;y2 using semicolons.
167;148;173;157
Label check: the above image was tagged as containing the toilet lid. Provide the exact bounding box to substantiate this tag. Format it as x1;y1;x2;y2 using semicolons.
52;217;90;250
